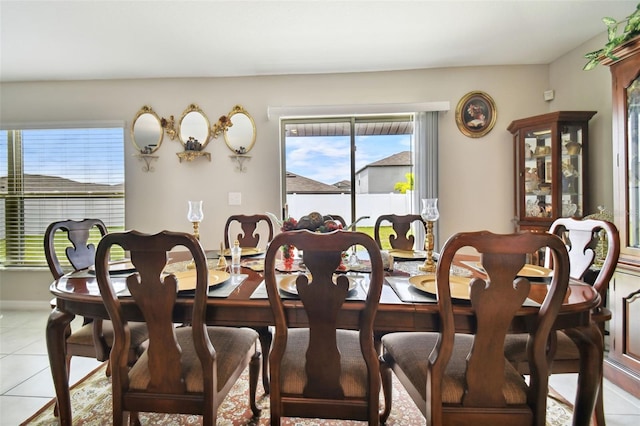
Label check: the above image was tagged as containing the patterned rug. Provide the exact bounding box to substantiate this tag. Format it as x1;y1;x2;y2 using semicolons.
21;363;573;425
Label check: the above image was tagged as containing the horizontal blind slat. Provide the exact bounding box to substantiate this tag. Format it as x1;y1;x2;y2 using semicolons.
1;127;125;267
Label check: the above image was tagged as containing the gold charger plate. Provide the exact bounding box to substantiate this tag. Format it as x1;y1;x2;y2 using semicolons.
221;247;264;257
409;274;472;300
278;274;357;295
172;269;231;292
388;249;427;260
466;262;552;278
89;259;136;275
517;264;553;278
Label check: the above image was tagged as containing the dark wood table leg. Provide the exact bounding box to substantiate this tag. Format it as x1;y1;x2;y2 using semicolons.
256;326;272;394
565;322;604;426
46;307;74;426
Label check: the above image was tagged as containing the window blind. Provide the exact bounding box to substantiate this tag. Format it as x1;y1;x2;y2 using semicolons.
0;127;125;267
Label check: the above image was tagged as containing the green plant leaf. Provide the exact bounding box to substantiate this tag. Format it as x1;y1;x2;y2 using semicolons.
583;59;600;71
584;2;640;70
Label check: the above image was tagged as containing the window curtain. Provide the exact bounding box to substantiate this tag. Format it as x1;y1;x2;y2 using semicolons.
412;111;439;249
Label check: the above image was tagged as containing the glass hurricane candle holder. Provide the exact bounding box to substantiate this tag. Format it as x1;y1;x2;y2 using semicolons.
187;200;204;240
187;200;204;269
419;198;439;273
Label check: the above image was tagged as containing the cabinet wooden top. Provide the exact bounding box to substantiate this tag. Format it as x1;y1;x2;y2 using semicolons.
601;35;640;67
507;111;597;134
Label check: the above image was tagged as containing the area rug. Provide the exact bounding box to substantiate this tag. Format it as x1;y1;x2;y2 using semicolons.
21;363;573;425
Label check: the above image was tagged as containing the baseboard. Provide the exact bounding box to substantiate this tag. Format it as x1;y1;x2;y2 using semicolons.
0;300;51;311
604;357;640;396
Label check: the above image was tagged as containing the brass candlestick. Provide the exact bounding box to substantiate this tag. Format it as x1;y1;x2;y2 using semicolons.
418;198;439;273
216;241;228;271
191;220;200;240
420;220;436;272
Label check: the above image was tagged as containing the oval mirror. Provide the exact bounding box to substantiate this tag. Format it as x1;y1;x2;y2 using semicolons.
178;104;211;150
131;106;163;154
224;105;256;154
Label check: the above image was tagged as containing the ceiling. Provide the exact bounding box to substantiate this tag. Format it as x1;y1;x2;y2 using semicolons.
1;0;637;83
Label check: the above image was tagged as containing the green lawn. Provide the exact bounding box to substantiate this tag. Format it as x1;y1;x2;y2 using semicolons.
1;226;398;266
353;226;394;250
0;227;125;267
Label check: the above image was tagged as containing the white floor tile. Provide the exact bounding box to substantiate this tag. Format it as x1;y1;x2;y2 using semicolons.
0;354;50;394
0;394;52;426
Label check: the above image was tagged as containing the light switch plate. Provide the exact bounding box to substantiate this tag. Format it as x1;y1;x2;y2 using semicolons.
228;192;242;205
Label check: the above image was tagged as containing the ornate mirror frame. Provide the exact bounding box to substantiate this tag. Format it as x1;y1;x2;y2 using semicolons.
131;105;163;154
222;105;257;154
176;103;212;162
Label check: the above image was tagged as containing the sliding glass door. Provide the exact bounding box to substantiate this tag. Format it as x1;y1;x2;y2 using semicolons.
281;115;414;232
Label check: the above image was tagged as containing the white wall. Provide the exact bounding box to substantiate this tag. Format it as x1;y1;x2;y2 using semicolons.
0;44;615;304
549;32;615;216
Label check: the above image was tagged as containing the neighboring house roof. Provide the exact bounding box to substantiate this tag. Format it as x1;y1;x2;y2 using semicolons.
286;172;348;194
333;180;351;191
356;151;411;174
0;174;123;193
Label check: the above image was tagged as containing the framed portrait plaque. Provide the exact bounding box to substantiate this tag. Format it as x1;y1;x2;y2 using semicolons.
455;91;497;138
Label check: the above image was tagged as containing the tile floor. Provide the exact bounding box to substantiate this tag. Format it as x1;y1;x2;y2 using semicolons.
1;308;639;425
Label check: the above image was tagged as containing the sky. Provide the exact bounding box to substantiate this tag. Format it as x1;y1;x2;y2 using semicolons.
285;134;411;185
2;129;411;188
0;128;124;186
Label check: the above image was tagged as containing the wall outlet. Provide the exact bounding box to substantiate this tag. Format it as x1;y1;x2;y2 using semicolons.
228;192;242;205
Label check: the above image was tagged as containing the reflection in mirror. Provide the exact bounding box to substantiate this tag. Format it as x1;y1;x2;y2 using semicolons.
223;105;257;154
132;106;163;154
178;104;211;151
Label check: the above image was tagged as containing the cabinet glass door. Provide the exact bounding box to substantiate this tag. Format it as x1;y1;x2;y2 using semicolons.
523;128;552;218
561;124;584;218
628;76;640;248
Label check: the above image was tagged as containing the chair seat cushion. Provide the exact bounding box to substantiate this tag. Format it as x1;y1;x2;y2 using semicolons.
66;320;148;349
383;332;528;405
279;328;368;398
504;331;578;364
65;322;96;346
128;326;258;393
104;321;149;349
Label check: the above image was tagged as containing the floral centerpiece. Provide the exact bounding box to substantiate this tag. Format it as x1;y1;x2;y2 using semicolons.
274;212;344;270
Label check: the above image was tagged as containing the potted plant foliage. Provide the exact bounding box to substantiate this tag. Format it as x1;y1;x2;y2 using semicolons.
584;2;640;70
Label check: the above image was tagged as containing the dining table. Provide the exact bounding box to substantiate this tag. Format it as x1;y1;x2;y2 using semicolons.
46;250;604;426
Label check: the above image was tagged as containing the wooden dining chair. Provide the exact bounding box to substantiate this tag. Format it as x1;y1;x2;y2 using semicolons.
44;219;148;377
504;217;620;425
223;214;274;249
373;214;426;250
95;230;261;425
223;213;274;394
264;229;385;424
381;230;570;425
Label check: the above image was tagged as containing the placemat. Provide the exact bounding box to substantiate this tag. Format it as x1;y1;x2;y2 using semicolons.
386;276;540;307
385;276;437;303
250;274;367;301
87;271;247;298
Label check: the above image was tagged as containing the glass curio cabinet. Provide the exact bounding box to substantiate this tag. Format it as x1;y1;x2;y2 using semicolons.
603;35;640;396
508;111;596;233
